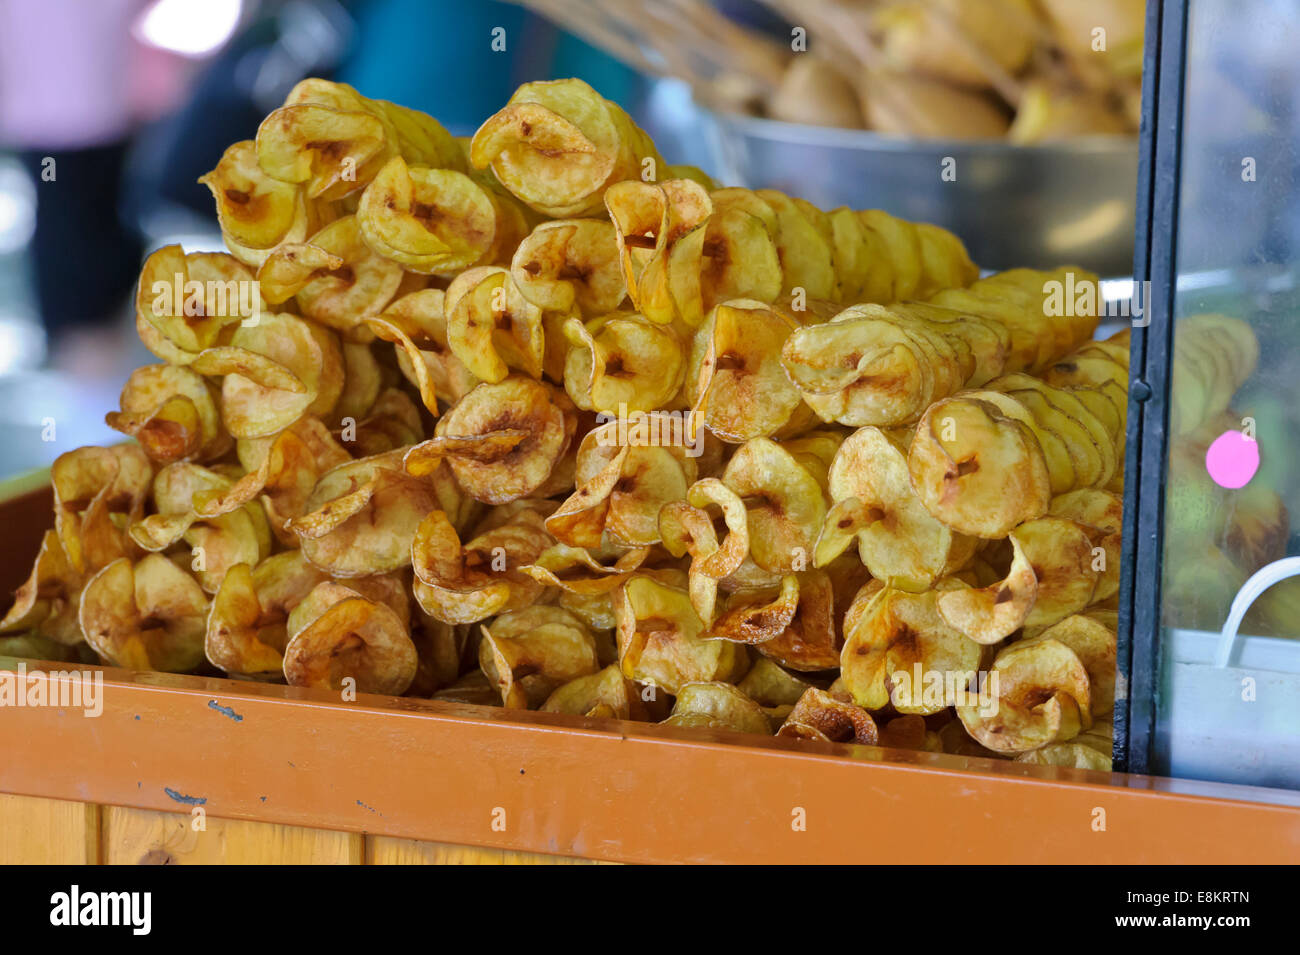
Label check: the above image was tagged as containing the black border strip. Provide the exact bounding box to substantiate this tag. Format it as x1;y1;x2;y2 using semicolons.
1117;0;1190;774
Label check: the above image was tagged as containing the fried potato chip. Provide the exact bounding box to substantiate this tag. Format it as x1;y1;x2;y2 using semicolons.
52;444;153;577
205;553;327;676
935;534;1037;643
136;246;258;361
663;681;771;735
614;575;747;694
405;376;573;504
79;555;207;672
479;605;599;708
0;531;80;641
658;478;751;623
720;437;831;575
199;139;315;254
519;543;647;595
1022;614;1116;716
839;585;983;714
736;656;816;714
470;78;661;217
107;364;228;464
290;450;444;576
357;157;521;274
818;426;971;589
908;392;1052;537
776;687;879;745
285;216;405;334
541;662;645;719
441;266;547;383
606;178;712;325
411;502;551;624
691;299;808;441
201;312;341;438
257;79;462;201
781;311;934;427
705;575;801;645
956;638;1091;753
282;580;417;694
371;288;479;409
1013;517;1099;629
563;313;683;413
511;218;626;315
1049;489;1122;603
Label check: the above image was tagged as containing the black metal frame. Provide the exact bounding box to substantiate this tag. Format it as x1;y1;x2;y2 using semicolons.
1115;0;1190;774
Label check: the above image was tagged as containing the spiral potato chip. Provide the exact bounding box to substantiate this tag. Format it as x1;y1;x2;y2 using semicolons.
816;426;972;589
563;313;683;413
357;157;527;274
510;218;626;315
956;638;1092;754
444;266;545;382
257;78;463;201
777;687;879;745
479;605;599;708
839;585;983;714
690;299;811;442
282;580;417;694
411;502;551;624
370;289;479;411
79;555;208;672
405;376;573;504
205;553;326;676
199;139;318;257
471;78;662;217
662;681;771;735
107;364;228;464
614;575;747;694
541;663;644;720
280;216;405;334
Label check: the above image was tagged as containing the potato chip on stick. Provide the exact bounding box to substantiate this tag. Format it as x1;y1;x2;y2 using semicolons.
471;77;662;217
257;78;463;201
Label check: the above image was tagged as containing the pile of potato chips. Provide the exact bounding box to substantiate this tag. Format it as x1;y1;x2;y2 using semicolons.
2;78;1139;770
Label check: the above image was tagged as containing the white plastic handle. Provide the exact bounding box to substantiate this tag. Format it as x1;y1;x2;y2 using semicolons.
1213;556;1300;668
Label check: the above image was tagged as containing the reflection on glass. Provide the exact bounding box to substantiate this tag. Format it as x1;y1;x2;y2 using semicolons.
1155;0;1300;790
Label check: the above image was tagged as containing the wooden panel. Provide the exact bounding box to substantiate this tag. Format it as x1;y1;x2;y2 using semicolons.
2;663;1297;864
102;806;362;865
367;835;604;865
0;793;98;864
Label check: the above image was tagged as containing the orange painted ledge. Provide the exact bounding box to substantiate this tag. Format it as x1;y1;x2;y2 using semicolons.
1;659;1297;865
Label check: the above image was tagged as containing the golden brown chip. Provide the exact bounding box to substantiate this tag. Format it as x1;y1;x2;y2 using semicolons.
405;376;573;504
614;576;747;694
290;450;444;576
470;78;662;217
662;681;771;735
776;687;879;745
839;586;983;714
478;605;600;708
444;266;545;382
511;218;626;315
411;502;552;624
282;581;417;695
79;556;208;672
956;638;1092;754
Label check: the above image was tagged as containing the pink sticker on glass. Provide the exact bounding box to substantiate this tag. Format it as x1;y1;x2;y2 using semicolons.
1205;430;1259;489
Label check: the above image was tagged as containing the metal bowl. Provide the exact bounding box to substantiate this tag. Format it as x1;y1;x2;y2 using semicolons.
699;107;1139;277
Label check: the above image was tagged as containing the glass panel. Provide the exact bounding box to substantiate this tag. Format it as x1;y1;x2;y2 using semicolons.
1156;0;1300;789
